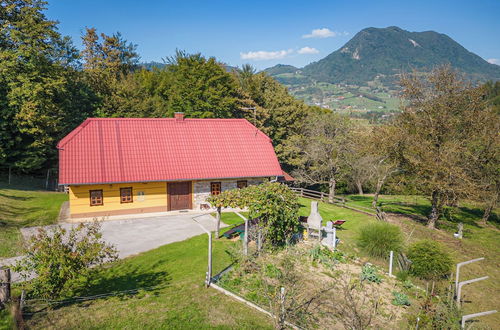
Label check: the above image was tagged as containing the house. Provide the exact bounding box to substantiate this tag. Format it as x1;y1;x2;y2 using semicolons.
58;113;286;219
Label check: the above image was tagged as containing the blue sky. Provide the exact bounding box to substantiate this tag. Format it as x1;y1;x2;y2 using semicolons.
46;0;500;70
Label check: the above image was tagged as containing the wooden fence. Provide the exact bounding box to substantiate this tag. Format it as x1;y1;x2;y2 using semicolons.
290;187;376;216
290;187;345;203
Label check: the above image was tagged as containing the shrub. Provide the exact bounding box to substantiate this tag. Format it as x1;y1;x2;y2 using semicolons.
357;222;404;258
208;182;300;246
407;240;453;280
392;291;411;306
309;245;346;268
360;264;382;283
14;221;118;299
395;270;409;282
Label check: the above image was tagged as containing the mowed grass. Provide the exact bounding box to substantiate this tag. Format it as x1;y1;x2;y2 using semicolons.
7;187;499;328
0;183;67;258
25;234;273;329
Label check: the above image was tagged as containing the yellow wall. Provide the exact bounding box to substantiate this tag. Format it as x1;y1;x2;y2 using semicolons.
69;182;167;217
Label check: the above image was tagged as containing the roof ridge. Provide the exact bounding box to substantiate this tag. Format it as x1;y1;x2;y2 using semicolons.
241;119;273;143
57;119;92;149
85;117;249;121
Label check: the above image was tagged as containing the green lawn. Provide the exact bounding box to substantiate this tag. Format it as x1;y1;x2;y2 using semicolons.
0;309;14;330
0;183;67;258
24;233;272;329
4;187;498;328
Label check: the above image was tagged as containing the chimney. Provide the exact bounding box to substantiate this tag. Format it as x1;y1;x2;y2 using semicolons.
174;112;184;121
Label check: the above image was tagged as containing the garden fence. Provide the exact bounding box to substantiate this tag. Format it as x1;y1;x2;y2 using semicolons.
289;187;376;216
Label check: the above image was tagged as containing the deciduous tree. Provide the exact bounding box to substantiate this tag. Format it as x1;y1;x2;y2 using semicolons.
287;112;352;201
392;66;489;228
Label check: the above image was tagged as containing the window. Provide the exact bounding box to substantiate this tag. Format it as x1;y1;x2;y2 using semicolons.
210;182;221;195
137;191;145;202
120;187;133;203
237;180;248;189
90;190;103;206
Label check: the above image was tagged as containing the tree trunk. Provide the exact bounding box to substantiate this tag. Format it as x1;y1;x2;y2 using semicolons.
215;206;221;238
427;190;441;229
372;177;385;208
356;180;364;195
481;192;498;225
328;178;336;203
0;268;11;308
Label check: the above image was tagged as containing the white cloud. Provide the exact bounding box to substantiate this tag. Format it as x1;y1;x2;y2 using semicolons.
487;58;500;65
240;49;293;61
298;46;319;54
302;28;348;39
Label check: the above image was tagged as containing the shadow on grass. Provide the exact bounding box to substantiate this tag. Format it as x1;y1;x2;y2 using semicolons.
0;192;33;201
24;267;171;319
0;181;46;192
81;269;171;297
0;204;46;228
345;195;372;203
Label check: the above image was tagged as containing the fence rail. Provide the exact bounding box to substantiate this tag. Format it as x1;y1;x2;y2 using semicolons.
290;187;345;204
290;187;376;216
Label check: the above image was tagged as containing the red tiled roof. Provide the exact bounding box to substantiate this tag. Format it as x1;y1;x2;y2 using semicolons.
58;118;283;185
281;171;295;182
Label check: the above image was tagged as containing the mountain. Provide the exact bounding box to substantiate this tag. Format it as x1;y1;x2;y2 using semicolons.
264;64;299;76
268;26;500;86
262;27;500;120
140;61;167;70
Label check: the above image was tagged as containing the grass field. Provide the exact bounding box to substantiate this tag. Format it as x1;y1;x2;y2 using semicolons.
24;234;273;329
2;185;498;328
0;182;67;258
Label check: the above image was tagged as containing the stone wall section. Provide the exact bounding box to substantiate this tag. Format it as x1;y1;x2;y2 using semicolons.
193;177;265;210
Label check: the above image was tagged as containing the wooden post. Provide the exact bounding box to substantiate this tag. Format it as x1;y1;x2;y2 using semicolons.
389;251;394;277
235;212;249;256
8;166;11;185
0;268;11;308
207;231;212;287
20;290;26;311
257;229;262;254
45;169;50;190
244;217;249;256
215;206;221;238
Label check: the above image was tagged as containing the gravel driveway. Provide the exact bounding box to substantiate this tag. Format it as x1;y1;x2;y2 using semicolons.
0;213;226;282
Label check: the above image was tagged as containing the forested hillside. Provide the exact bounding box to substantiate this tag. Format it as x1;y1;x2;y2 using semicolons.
1;1;498;228
0;1;321;175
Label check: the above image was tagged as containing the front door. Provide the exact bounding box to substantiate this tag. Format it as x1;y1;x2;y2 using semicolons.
168;181;192;211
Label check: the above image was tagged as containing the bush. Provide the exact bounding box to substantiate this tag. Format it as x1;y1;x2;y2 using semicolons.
360;264;382;283
392;291;411;306
395;270;409;282
208;182;300;246
309;245;346;268
357;222;404;258
407;240;453;280
14;221;118;299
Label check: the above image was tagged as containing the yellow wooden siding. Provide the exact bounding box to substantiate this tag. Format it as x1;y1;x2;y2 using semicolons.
69;182;167;214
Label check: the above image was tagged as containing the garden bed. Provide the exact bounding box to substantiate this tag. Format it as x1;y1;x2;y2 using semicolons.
217;241;415;329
